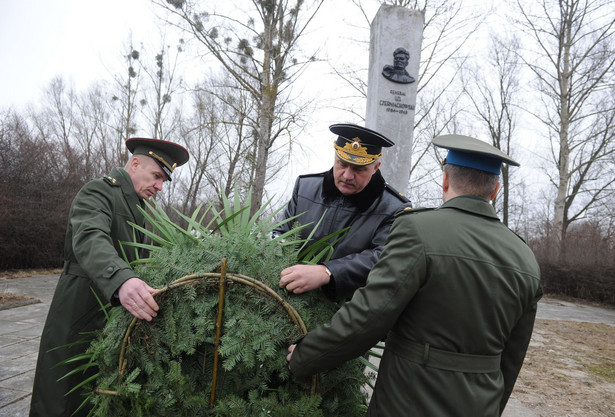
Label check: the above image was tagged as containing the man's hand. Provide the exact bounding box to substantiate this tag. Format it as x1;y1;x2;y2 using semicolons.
279;264;330;294
287;344;296;363
118;277;159;321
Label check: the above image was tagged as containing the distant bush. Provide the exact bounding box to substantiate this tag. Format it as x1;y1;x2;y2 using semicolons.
0;112;79;269
539;263;615;305
531;221;615;306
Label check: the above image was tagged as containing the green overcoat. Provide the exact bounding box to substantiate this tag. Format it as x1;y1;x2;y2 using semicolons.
290;196;543;416
30;167;145;417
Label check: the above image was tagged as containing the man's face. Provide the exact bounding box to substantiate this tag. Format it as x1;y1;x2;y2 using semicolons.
333;157;380;195
393;53;409;69
128;156;167;200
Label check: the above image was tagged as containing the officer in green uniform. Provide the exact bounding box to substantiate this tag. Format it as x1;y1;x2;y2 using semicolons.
30;138;189;417
287;135;543;416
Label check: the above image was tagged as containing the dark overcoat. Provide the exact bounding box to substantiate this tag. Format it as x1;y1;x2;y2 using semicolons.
290;196;543;416
30;167;145;417
274;169;410;301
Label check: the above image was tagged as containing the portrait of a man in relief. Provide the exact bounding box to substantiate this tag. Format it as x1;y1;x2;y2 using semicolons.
382;47;415;84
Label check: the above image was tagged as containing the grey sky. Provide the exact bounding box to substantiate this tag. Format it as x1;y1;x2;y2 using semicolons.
0;0;157;110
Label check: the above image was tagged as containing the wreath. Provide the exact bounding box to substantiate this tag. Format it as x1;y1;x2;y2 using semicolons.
67;193;375;416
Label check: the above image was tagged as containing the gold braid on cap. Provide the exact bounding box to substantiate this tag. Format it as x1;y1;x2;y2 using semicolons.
333;140;382;164
148;151;177;172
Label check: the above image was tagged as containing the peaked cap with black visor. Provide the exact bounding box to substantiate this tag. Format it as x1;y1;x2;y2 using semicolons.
331;123;394;166
125;138;190;181
432;134;519;175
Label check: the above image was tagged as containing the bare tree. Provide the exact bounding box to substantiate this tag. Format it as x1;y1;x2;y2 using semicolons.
0;109;76;268
513;0;615;252
103;39;185;171
166;73;260;215
155;0;325;215
173;88;220;214
138;40;184;140
461;33;523;226
107;44;143;171
202;78;255;201
33;77;79;178
72;82;115;179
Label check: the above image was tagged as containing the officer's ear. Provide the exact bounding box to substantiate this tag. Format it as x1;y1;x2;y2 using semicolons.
442;171;450;193
489;182;501;202
126;155;141;173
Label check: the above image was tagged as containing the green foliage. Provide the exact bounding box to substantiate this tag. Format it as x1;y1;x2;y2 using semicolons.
82;192;371;416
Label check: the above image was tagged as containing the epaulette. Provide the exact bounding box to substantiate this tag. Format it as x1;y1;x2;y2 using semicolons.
298;172;326;179
103;175;120;186
509;228;528;244
395;206;434;218
384;182;410;203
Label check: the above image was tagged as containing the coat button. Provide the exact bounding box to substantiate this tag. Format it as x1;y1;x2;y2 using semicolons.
106;266;115;273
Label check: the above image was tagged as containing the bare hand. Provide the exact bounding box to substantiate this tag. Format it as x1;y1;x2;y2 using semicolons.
118;277;159;321
287;344;296;362
279;265;330;294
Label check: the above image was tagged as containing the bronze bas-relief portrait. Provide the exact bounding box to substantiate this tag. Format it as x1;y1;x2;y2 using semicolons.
382;47;415;84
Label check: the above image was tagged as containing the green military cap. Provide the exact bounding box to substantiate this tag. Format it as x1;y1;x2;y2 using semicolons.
432;134;519;175
125;137;190;181
331;123;394;166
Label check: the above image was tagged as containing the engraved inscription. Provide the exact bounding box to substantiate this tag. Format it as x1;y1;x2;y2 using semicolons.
379;89;415;115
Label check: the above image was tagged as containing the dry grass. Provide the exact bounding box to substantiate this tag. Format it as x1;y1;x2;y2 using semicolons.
0;268;62;279
512;318;615;416
0;292;40;310
0;268;60;310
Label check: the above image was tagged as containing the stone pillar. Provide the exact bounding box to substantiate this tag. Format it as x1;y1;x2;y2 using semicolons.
365;5;424;193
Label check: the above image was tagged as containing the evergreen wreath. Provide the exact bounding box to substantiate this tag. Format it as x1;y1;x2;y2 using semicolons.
67;192;375;416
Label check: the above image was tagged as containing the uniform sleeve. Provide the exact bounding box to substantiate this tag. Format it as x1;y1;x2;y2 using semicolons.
290;214;426;378
323;210;396;301
70;182;136;303
499;285;543;413
272;177;301;236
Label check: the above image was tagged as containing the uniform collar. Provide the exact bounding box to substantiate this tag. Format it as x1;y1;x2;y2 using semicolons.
440;195;499;220
113;167;146;227
322;168;386;211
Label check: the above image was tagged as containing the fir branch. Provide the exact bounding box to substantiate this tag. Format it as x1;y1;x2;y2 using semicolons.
69;192;373;416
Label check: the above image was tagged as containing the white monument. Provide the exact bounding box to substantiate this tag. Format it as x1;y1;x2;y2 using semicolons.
365;5;424;193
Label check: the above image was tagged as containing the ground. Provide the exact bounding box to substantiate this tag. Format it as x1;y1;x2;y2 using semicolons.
0;292;40;311
0;269;61;310
512;314;615;417
1;270;614;416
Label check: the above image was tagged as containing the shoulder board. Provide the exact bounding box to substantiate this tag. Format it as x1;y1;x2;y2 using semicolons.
395;206;434;218
509;228;528;244
103;175;120;186
384;182;410;203
298;172;326;179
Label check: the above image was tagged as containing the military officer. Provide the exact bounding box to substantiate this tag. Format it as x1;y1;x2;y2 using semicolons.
275;123;411;302
30;138;189;417
287;134;543;416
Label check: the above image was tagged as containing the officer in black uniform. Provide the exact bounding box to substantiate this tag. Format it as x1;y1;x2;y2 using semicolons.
275;123;411;302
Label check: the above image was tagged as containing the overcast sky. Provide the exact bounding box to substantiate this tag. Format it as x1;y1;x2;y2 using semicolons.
1;0;531;200
0;0;158;110
0;0;361;191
